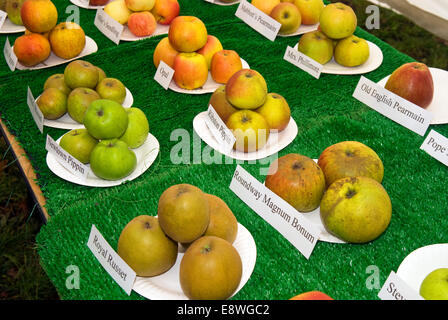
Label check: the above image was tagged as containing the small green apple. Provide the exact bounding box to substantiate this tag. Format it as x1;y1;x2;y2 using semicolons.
420;268;448;300
44;73;71;96
90;139;137;180
64;60;99;89
297;30;334;65
96;78;127;104
334;35;370;67
119;108;149;149
67;88;101;124
37;87;67;120
59;128;98;164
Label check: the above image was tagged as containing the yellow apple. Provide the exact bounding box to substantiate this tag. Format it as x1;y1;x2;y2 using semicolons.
319;2;357;39
270;2;302;35
297;30;334;65
125;0;155;11
334;35;370;67
226;110;270;152
255;93;290;131
225;69;268;110
104;0;132;25
294;0;324;25
251;0;280;15
49;22;86;60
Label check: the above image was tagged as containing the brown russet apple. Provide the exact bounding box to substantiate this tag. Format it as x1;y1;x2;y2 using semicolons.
290;291;334;300
13;33;51;66
153;36;179;68
204;194;238;244
209;85;239;123
151;0;180;25
210;49;243;84
173;52;208;90
265;153;326;212
49;22;86;60
127;11;157;37
385;62;434;109
226;110;270;152
21;0;58;33
168;16;208;53
225;69;268;110
197;35;223;70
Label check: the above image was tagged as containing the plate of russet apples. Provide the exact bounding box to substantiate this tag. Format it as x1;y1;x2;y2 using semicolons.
116;183;257;300
193;68;298;161
263;141;391;244
11;0;98;70
153;15;250;94
0;0;26;34
293;2;383;75
35;60;134;130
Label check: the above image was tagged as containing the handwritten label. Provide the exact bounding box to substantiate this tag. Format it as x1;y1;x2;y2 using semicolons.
154;60;174;90
27;87;44;133
94;9;124;45
235;0;281;41
0;10;7;29
204;105;236;153
45;134;89;180
229;165;319;259
420;129;448;167
284;45;323;79
87;225;136;295
4;37;17;72
353;76;432;136
378;271;423;300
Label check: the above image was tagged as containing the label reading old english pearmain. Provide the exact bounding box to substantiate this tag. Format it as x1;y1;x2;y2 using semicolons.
94;9;123;45
420;129;448;167
378;271;423;300
283;45;322;79
27;87;44;133
4;37;17;72
235;0;281;42
0;10;7;29
204;105;236;153
229;165;319;259
154;60;174;90
45;134;88;181
352;76;432;136
87;225;136;295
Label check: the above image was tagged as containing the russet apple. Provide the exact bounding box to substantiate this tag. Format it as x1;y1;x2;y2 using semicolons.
59;129;98;164
226;110;270;152
67;88;100;124
270;2;301;35
197;35;223;70
36;87;67;120
209;85;239;123
297;30;334;65
294;0;324;25
49;22;86;60
125;0;155;12
204;194;238;244
127;11;157;37
151;0;180;25
44;74;71;96
104;0;132;25
210;49;243;84
64;60;99;90
251;0;280;15
96;78;127;104
173;52;208;90
385;62;434;109
419;268;448;300
290;291;334;300
319;2;357;40
168;16;208;53
334;35;369;67
255;93;290;131
13;33;51;67
225;69;268;110
153;37;179;68
20;0;58;33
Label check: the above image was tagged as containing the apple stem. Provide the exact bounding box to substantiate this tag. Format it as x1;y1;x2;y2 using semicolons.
201;245;211;254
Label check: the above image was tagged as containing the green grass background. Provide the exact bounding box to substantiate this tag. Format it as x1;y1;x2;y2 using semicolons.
0;0;447;300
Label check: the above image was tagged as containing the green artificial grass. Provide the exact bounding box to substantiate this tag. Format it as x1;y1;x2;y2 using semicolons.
0;0;447;300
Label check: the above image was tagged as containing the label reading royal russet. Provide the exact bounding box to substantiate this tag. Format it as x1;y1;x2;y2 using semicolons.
229;165;319;259
378;271;423;300
352;76;432;136
94;9;124;45
0;10;7;29
235;0;281;41
204;105;236;153
87;225;137;295
283;45;323;79
154;60;174;90
420;129;448;167
27;87;44;133
4;37;17;72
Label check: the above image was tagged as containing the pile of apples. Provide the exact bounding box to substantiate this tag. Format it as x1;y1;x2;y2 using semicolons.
13;0;87;67
209;68;291;153
117;184;242;300
153;15;244;90
297;2;370;67
265;141;392;244
0;0;26;26
103;0;180;38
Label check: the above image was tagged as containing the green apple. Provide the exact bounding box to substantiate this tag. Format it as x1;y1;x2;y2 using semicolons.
119;108;149;149
90;139;137;180
83;99;129;140
334;35;370;67
420;268;448;300
297;30;334;65
59;129;98;164
6;0;26;26
270;2;302;35
96;78;127;104
64;60;99;89
67;88;101;124
44;74;71;96
37;88;67;120
319;2;357;40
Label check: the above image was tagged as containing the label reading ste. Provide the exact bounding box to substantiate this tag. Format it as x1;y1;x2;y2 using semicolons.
204;105;236;153
235;0;281;41
27;87;44;133
378;271;423;300
352;76;432;136
4;37;18;72
283;45;323;79
154;60;174;90
229;165;319;259
420;129;448;167
0;10;7;29
87;225;137;295
94;9;124;45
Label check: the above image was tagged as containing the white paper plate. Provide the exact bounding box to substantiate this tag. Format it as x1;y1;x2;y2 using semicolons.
69;0;106;10
293;40;383;75
208;0;240;6
169;58;250;95
396;243;448;295
46;133;160;187
193;112;298;161
15;36;98;70
377;68;448;125
121;23;169;41
0;18;26;34
40;87;134;130
277;23;319;38
133;222;257;300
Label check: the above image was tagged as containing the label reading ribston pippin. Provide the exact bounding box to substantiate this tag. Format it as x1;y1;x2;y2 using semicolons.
204;105;236;153
154;60;174;90
352;76;432;136
0;11;7;29
27;87;44;133
94;9;124;45
283;45;323;79
378;271;423;300
420;129;448;167
235;0;281;42
45;134;88;180
87;225;136;295
4;37;17;72
229;165;319;259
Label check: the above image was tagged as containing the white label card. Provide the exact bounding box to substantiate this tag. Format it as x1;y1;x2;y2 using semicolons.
45;134;89;180
87;225;137;295
352;76;432;136
154;60;174;90
235;0;281;41
94;9;124;45
283;45;323;79
4;37;17;72
204;105;236;153
229;165;319;259
420;129;448;167
0;10;7;29
27;87;44;133
378;271;423;300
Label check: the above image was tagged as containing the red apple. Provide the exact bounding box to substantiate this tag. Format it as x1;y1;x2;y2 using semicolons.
127;11;157;37
173;52;208;90
21;0;58;33
210;49;243;84
89;0;109;5
225;69;268;110
168;16;208;53
151;0;180;25
197;35;223;70
153;36;179;68
290;291;334;300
